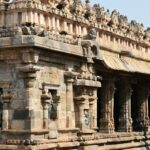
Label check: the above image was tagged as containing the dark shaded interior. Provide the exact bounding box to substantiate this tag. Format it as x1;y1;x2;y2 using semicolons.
114;82;120;131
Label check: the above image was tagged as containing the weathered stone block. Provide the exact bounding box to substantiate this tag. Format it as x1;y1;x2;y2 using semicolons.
11;120;25;130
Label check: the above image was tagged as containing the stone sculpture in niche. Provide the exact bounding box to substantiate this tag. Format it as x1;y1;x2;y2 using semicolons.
84;109;89;128
88;28;97;40
47;90;60;139
48;94;58;120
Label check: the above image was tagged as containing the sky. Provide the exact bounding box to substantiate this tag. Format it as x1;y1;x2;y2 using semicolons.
82;0;150;29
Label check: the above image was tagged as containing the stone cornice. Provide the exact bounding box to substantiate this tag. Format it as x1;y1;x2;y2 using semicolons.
0;35;150;63
3;1;150;48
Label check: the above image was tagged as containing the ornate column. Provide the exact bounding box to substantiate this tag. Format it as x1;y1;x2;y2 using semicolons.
99;79;115;133
89;94;97;130
1;91;12;130
88;87;99;130
136;84;149;129
118;81;132;132
41;90;50;129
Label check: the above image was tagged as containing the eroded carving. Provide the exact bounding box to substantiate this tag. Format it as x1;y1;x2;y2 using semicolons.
109;10;120;29
94;4;110;26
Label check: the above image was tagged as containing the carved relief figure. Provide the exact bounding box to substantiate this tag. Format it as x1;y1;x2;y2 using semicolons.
84;109;89;128
109;9;120;28
129;20;144;39
48;91;58;139
118;15;129;32
94;4;110;26
71;0;85;16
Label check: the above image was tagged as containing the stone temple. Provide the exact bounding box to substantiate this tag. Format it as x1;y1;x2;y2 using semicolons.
0;0;150;149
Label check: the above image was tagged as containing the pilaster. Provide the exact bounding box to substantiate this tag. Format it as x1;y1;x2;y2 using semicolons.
1;91;12;130
17;50;40;133
66;78;74;127
41;90;51;129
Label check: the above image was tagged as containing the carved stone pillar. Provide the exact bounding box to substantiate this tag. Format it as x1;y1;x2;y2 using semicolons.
1;92;12;130
136;84;149;129
66;78;74;128
51;16;55;32
63;20;67;31
118;81;132;132
99;79;115;133
89;98;97;129
89;89;98;130
77;101;84;130
65;71;78;129
41;90;50;129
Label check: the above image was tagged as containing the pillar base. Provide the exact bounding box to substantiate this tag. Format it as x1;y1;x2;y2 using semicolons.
118;119;132;132
99;128;114;134
99;119;115;133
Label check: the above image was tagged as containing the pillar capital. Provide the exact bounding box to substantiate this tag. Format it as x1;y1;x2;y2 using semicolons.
1;91;12;104
41;90;51;105
64;71;79;80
